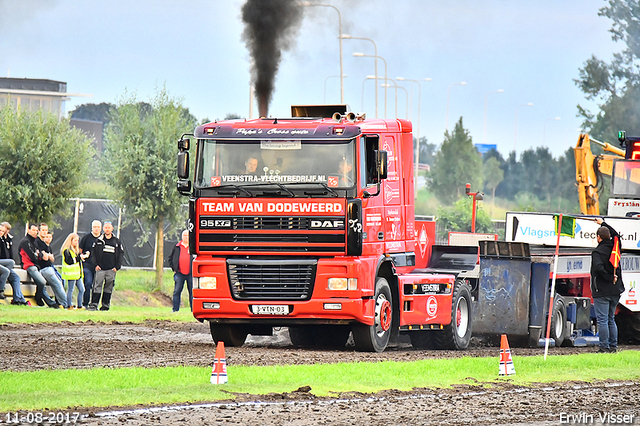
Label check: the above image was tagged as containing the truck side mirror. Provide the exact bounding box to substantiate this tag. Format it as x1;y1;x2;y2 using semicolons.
177;179;192;195
376;150;388;180
177;151;189;179
178;138;190;150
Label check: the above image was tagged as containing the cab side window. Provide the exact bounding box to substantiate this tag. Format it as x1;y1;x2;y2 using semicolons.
360;135;379;187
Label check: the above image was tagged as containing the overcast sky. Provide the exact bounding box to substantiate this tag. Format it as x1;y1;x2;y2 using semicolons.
0;0;621;158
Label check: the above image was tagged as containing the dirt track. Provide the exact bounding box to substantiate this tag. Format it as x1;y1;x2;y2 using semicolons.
1;320;639;425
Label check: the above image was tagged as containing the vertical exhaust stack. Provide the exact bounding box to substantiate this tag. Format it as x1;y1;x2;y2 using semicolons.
241;0;303;117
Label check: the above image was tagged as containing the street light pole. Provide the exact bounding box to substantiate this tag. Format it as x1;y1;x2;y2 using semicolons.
324;74;346;103
397;77;432;197
381;78;407;118
514;102;533;154
483;89;504;145
362;75;382;111
543;116;561;145
353;52;387;117
300;2;344;103
445;81;467;131
342;35;378;117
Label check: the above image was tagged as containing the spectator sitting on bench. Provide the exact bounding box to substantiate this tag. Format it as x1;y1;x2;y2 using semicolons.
0;222;27;305
36;223;69;308
19;223;60;308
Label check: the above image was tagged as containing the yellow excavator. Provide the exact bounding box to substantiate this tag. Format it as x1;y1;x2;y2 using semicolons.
574;132;640;343
574;132;640;215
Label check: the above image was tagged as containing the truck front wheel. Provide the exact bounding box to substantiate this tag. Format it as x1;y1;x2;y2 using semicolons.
434;282;472;350
352;277;393;352
209;323;248;347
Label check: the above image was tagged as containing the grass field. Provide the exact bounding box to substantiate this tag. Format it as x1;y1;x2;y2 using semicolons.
1;351;639;411
0;304;194;324
2;270;639;412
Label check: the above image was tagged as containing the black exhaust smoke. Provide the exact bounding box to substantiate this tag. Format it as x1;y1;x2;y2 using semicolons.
241;0;303;117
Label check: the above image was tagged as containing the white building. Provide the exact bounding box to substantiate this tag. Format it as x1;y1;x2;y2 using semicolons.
0;77;70;118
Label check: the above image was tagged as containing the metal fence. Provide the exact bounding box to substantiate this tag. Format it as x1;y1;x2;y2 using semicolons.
435;219;506;245
7;199;188;268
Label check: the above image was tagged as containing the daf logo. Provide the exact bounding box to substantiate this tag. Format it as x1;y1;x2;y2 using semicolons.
201;219;232;228
310;220;344;229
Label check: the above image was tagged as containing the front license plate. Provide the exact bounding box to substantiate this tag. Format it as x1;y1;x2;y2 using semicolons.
251;305;290;315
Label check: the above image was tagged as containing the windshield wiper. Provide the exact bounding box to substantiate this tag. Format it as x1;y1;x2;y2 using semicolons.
271;183;295;197
216;185;253;197
303;182;338;197
241;183;295;197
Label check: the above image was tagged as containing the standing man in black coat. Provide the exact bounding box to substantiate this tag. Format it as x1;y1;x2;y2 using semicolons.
87;221;123;311
591;218;625;353
80;220;102;308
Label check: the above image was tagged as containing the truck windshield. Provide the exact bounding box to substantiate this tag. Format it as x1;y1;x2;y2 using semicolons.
195;139;356;188
611;159;640;198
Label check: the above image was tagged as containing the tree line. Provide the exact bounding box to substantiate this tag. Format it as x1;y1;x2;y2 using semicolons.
418;117;579;213
0;87;196;286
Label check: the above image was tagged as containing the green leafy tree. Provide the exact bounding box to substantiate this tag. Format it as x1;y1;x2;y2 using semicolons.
575;1;640;140
70;102;115;124
436;197;493;238
0;104;92;224
104;88;197;286
482;156;504;202
429;117;482;204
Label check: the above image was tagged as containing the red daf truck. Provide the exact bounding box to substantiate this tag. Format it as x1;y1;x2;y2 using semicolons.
176;105;474;352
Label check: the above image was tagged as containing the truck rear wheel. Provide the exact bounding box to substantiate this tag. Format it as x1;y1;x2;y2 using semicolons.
616;311;640;344
352;277;393;352
549;295;566;346
209;323;248;347
433;282;472;350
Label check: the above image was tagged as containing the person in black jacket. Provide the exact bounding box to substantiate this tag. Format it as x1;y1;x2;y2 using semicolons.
19;224;59;308
169;230;193;312
591;218;625;353
0;222;27;305
79;220;102;308
87;221;123;311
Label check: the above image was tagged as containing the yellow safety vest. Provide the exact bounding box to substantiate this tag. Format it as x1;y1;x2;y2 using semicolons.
61;248;82;280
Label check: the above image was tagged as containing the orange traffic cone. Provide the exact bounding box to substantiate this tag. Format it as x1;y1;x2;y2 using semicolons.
499;334;516;376
210;341;228;384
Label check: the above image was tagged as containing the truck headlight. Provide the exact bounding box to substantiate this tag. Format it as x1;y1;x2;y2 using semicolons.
328;278;357;290
197;277;217;289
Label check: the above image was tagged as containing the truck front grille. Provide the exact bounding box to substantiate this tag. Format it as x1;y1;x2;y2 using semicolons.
198;215;346;254
227;259;317;301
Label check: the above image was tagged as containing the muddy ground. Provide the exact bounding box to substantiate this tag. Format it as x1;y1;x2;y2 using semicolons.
1;320;639;425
